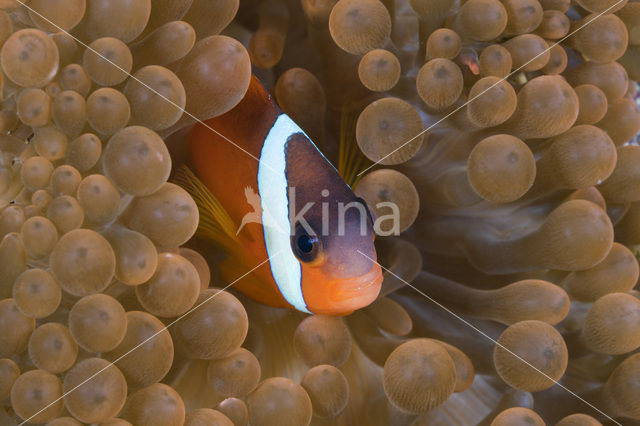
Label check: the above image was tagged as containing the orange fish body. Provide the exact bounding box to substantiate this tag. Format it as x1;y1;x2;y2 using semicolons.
186;76;382;315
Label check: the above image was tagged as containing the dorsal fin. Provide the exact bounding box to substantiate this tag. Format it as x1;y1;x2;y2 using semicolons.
205;75;279;144
231;75;275;118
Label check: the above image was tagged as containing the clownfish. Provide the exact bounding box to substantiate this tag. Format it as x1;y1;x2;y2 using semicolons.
175;76;382;315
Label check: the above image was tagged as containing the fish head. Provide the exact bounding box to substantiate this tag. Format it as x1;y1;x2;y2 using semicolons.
284;132;382;315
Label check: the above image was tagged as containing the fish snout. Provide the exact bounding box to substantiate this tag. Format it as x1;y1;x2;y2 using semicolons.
327;264;383;314
301;262;383;315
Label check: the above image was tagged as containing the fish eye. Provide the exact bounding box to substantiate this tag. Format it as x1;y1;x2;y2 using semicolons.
298;234;316;253
292;226;321;263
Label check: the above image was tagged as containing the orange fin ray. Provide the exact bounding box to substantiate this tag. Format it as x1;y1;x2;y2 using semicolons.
172;165;241;249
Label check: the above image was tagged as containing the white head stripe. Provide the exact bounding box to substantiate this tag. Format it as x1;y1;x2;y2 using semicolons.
257;114;311;313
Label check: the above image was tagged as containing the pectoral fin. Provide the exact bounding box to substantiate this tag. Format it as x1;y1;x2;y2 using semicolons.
172;165;240;250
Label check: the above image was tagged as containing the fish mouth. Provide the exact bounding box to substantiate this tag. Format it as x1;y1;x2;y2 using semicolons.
328;264;383;310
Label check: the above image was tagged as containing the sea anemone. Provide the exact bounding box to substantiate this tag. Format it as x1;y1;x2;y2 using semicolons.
0;0;639;425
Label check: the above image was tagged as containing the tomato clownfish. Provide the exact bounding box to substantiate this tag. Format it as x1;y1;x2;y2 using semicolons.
175;76;382;316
